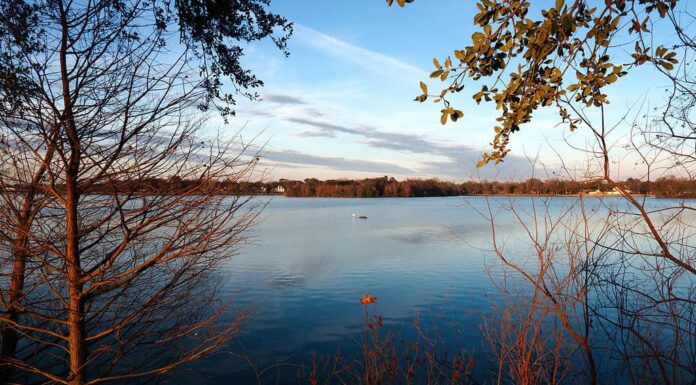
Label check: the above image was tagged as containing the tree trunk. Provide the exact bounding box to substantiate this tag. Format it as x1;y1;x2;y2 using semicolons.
0;174;47;381
0;136;54;382
65;143;85;385
60;1;86;382
0;238;28;383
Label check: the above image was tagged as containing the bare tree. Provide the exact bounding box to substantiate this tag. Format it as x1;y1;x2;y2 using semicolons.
386;0;695;383
473;168;612;385
0;0;290;384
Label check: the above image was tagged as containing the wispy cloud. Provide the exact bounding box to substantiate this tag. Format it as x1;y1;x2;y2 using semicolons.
286;117;362;136
285;115;467;156
294;24;426;78
262;148;416;175
262;93;307;105
282;115;535;179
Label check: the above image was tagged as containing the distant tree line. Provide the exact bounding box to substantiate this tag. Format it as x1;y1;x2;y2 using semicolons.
282;176;696;198
7;175;689;198
6;176;684;198
284;177;461;197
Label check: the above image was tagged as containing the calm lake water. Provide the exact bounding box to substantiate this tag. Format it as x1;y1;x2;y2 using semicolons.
170;196;679;384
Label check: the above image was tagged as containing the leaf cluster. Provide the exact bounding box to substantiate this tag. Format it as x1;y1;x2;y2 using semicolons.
0;0;292;119
391;0;680;166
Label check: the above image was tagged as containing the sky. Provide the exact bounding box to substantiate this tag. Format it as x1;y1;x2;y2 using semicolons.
215;0;684;182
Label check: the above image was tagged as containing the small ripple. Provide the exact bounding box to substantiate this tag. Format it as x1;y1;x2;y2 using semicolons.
264;272;307;289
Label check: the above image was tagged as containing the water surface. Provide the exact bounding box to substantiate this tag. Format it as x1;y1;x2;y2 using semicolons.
172;196;675;384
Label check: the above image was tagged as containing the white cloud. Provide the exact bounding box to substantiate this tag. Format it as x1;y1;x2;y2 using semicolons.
293;24;426;78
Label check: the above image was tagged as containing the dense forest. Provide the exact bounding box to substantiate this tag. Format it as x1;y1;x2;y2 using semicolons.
7;175;692;198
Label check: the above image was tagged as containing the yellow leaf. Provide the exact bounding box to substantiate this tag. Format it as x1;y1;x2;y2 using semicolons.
430;70;443;79
420;81;428;94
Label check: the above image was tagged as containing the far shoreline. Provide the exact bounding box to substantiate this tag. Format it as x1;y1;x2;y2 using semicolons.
280;193;667;199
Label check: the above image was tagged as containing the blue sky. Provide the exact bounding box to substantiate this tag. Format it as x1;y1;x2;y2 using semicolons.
219;0;681;182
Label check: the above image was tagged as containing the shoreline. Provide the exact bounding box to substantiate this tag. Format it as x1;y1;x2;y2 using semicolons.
282;193;670;199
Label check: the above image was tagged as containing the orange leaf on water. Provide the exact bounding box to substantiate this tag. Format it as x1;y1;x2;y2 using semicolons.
360;293;377;305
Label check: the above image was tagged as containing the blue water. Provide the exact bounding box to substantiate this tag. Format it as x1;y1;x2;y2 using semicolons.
169;196;685;384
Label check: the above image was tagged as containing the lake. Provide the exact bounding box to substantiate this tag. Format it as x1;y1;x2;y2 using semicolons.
169;195;681;384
